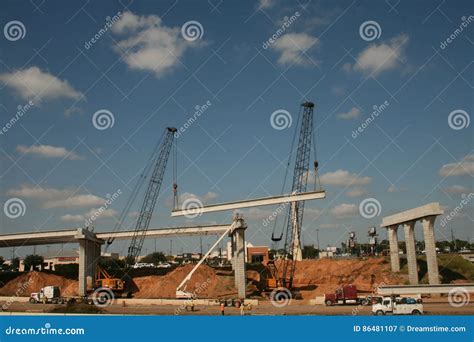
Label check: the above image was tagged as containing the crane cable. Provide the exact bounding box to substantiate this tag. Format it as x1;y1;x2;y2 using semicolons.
312;113;322;191
271;104;303;243
172;134;178;210
105;129;167;248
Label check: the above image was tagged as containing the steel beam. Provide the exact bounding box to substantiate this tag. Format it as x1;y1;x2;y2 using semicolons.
171;190;326;217
377;284;474;295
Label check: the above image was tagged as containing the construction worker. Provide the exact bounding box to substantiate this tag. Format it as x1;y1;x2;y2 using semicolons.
220;302;225;316
240;302;245;316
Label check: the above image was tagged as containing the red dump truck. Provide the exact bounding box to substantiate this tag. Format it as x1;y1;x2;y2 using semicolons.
324;285;370;306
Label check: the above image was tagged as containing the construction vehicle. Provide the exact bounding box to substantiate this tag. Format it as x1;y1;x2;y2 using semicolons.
29;286;64;304
324;284;369;306
268;102;322;296
372;296;423;315
101;127;178;295
95;266;125;294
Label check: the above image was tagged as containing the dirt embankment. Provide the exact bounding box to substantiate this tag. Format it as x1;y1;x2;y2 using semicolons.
0;258;404;300
0;271;78;297
133;264;237;298
289;257;405;298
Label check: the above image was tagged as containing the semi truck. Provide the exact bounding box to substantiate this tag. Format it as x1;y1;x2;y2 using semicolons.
29;286;66;304
372;296;423;315
324;285;370;306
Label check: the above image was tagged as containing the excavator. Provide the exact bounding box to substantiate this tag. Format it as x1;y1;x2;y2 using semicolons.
94;127;178;297
266;101;322;297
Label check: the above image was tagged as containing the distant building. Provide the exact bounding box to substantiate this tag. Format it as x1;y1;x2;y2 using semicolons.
226;241;269;263
17;250;119;272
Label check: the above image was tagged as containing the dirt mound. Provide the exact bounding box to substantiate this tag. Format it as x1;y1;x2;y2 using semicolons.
133;264;237;299
0;271;78;297
285;257;404;299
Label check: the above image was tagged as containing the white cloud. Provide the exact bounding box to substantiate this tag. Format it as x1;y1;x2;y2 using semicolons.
258;0;276;9
45;194;105;209
331;203;357;218
61;208;118;222
8;185;104;209
64;106;83;117
271;33;319;66
443;185;471;194
387;185;399;193
354;34;409;75
0;66;83;101
17;145;83;160
111;11;200;78
320;170;372;186
439;154;474;177
60;214;85;222
337;107;361;120
346;187;368;197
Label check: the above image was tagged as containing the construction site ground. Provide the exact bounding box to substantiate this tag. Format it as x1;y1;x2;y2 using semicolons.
1;299;473;316
1;256;472;316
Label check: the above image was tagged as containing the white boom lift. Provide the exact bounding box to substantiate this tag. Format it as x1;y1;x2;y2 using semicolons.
176;215;246;298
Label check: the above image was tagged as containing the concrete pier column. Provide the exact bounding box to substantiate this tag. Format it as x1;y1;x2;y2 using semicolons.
233;226;246;298
421;216;440;284
78;239;102;296
387;225;400;272
230;233;236;271
403;221;418;285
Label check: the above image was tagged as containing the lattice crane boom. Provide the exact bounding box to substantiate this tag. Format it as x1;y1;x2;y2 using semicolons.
126;127;177;265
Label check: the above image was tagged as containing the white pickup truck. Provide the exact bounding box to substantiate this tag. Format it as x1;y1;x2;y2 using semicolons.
372;296;423;315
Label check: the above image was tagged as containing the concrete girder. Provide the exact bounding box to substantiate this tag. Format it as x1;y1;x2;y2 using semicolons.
171;191;326;217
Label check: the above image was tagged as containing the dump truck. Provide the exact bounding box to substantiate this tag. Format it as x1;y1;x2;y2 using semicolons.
372;296;423;315
324;285;369;306
30;286;65;304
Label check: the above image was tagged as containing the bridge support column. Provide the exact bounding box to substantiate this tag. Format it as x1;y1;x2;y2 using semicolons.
387;225;400;272
421;216;440;284
230;217;247;299
403;221;418;285
77;229;103;296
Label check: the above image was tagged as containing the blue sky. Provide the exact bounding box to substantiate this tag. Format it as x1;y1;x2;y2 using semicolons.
0;0;472;258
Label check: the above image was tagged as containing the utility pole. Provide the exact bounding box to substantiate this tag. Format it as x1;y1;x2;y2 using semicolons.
154;238;157;253
200;237;203;256
169;240;172;256
316;229;320;251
